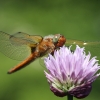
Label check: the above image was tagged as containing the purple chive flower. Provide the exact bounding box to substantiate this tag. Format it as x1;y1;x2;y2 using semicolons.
44;45;100;99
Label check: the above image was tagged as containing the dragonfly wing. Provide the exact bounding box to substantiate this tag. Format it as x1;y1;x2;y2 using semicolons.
39;54;49;69
66;39;100;58
10;32;43;47
0;31;39;61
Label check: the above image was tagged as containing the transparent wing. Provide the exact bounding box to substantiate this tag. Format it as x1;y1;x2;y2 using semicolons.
66;39;100;58
0;31;42;61
10;32;43;47
39;38;100;67
39;54;48;69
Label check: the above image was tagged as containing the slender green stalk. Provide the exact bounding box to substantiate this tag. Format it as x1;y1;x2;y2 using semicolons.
67;94;73;100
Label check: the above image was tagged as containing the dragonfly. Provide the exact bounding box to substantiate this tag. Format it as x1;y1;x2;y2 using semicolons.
0;31;66;74
0;31;100;74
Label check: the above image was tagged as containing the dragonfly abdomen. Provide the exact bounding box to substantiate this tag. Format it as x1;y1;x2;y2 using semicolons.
7;51;39;74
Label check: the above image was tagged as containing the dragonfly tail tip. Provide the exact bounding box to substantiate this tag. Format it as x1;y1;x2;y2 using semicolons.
7;71;12;74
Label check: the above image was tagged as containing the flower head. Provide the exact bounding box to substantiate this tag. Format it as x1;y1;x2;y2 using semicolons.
44;45;100;99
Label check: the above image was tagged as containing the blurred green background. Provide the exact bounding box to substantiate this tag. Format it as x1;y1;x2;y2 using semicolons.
0;0;100;100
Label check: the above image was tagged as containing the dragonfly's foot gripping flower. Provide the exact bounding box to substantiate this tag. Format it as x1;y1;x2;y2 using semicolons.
44;45;100;99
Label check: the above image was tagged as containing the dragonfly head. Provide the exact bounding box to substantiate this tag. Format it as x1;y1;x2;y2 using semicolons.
53;34;66;48
44;34;66;48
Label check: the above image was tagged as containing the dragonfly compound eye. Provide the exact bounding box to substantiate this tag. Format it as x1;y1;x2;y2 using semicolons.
55;35;66;47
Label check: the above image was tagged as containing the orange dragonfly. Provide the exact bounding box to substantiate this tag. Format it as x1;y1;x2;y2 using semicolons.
0;31;66;74
0;31;100;74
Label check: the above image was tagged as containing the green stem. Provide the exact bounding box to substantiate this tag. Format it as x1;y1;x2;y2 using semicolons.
67;94;73;100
